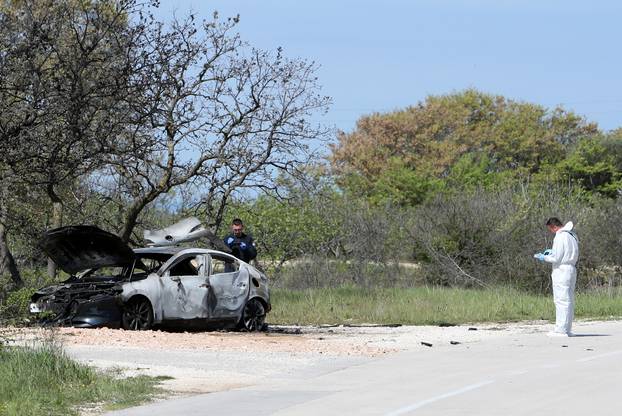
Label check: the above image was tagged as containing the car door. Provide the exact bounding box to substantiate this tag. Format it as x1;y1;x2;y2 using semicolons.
159;253;210;320
206;253;250;319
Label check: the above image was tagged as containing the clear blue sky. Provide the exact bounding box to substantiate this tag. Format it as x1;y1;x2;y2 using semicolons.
157;0;622;133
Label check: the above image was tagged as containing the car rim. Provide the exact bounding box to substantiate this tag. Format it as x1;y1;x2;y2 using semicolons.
125;301;151;330
243;299;265;331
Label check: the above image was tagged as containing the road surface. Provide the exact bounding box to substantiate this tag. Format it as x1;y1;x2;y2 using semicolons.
75;320;621;415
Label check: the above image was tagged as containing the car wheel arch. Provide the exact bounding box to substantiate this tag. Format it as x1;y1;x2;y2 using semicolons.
122;295;155;330
121;286;161;321
250;296;270;312
238;297;269;331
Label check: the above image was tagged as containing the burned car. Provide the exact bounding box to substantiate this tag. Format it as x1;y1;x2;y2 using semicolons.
29;221;270;331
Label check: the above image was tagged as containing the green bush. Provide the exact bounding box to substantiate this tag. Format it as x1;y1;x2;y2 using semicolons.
0;287;36;322
407;181;622;293
271;257;423;290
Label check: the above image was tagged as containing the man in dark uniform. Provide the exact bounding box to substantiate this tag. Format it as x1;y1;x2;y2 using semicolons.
223;218;257;263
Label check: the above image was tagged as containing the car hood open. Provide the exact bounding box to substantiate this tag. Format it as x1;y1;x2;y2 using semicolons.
41;226;135;275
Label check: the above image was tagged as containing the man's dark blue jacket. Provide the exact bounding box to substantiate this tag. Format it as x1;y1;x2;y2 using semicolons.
223;232;257;263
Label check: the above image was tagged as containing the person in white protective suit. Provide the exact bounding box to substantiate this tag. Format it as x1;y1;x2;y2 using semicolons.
534;217;579;337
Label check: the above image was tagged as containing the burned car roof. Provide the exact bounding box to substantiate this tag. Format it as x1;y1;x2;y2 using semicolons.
143;217;211;247
40;226;135;275
133;246;184;255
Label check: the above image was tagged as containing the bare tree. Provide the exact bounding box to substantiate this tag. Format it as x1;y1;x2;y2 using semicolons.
1;2;330;284
97;13;331;242
1;0;151;276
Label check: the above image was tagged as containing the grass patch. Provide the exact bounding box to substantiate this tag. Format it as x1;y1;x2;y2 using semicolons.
0;340;165;416
269;286;622;326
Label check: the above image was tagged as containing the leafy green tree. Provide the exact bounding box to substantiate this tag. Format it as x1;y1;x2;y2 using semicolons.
602;129;622;172
444;152;517;190
346;158;442;206
227;195;340;269
330;89;599;204
557;137;622;197
221;167;343;269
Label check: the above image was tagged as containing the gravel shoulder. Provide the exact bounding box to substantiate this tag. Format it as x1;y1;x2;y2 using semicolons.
54;320;551;356
0;320;578;400
5;320;549;388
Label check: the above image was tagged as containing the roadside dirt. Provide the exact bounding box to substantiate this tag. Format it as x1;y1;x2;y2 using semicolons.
1;320;553;403
3;320;549;357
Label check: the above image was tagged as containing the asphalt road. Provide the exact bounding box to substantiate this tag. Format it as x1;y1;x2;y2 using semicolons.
98;321;621;416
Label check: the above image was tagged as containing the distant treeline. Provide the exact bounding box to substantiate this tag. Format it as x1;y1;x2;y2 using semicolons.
1;2;621;300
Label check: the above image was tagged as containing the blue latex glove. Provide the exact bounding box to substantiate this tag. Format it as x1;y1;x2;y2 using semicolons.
239;241;247;250
533;253;545;262
543;249;552;256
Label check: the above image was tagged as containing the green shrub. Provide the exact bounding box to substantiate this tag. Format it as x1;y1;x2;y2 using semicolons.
271;257;423;289
0;287;36;322
406;181;622;293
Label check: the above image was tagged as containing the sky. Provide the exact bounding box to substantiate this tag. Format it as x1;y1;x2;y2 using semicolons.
156;0;622;134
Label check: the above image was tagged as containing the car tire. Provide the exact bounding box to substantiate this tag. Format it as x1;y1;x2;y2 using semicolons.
122;297;153;330
238;298;266;332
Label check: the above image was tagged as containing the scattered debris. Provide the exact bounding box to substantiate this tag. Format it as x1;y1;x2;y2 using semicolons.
344;324;402;328
268;327;302;335
450;341;461;345
468;327;478;331
586;348;594;351
561;345;568;348
421;342;433;347
438;323;456;327
487;327;505;331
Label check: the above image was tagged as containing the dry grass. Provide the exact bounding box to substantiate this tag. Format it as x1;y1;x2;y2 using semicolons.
269;286;622;325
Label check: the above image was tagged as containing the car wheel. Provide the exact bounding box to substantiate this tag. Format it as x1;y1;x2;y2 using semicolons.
239;298;266;332
122;298;153;330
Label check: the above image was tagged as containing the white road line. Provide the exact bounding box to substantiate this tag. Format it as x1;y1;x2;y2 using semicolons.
576;350;622;363
384;380;495;416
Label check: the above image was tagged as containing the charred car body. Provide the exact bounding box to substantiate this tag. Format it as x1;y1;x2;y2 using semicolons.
29;219;270;331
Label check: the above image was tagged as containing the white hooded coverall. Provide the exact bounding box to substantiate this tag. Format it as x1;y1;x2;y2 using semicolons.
543;221;579;335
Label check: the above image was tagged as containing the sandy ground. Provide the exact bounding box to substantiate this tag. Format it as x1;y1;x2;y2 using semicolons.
2;320;551;357
0;320;561;408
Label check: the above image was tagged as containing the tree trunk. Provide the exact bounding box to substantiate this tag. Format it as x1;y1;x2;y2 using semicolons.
0;223;22;289
120;200;148;244
47;186;63;278
0;187;23;289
